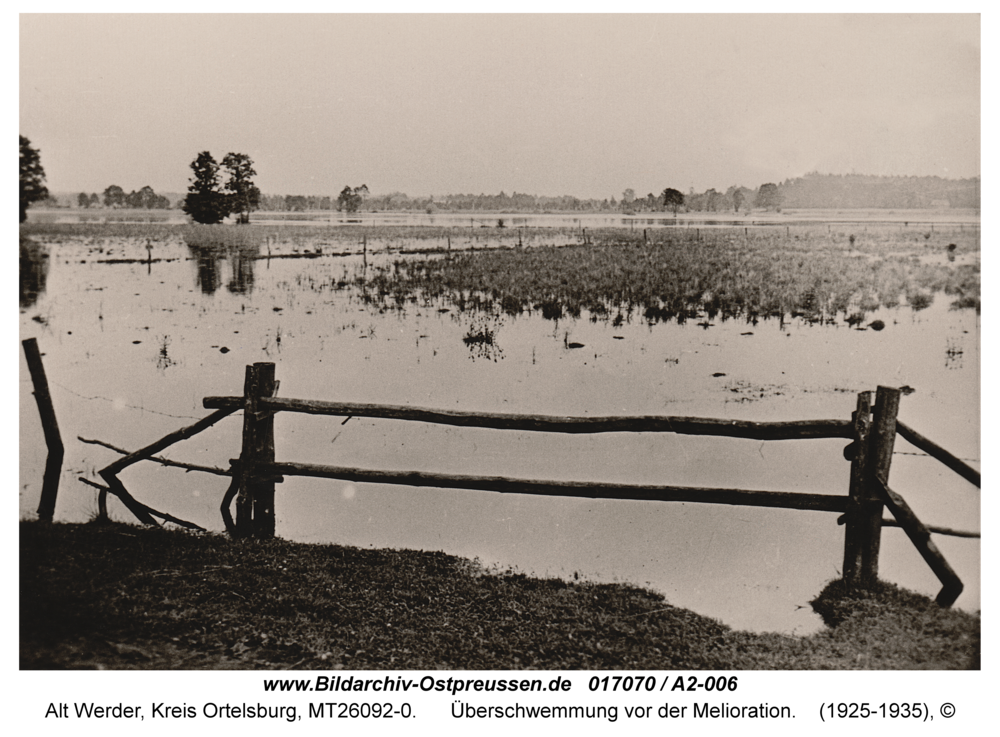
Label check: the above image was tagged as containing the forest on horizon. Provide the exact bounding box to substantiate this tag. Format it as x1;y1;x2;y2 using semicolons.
50;172;980;214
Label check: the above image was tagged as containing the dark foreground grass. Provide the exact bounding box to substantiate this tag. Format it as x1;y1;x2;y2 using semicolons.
20;521;978;670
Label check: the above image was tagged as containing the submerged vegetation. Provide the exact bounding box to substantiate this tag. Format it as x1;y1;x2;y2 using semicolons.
20;521;979;670
350;227;980;327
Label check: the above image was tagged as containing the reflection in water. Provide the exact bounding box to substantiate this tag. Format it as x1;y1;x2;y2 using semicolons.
188;245;222;294
19;237;49;310
184;230;261;296
946;338;965;369
227;251;256;294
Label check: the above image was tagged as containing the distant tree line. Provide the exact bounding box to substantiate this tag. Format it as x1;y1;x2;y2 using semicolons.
263;194;335;212
19;134;981;224
248;174;979;215
773;172;980;209
78;185;173;210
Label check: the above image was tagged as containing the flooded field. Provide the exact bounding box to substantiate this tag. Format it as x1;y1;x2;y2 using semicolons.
19;219;980;635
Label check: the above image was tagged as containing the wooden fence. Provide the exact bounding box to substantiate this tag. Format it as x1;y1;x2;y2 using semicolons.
86;361;979;607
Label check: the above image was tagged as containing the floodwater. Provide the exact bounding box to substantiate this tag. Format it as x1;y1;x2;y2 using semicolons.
40;206;981;230
19;226;980;635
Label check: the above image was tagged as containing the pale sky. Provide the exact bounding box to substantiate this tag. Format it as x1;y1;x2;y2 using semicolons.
19;13;980;200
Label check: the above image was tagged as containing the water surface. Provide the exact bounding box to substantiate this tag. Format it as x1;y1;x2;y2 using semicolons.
19;227;980;635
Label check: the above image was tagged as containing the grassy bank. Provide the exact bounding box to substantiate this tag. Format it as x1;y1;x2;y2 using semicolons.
20;521;978;670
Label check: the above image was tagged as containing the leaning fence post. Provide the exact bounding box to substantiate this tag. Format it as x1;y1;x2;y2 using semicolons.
22;338;64;522
859;386;901;586
842;390;872;586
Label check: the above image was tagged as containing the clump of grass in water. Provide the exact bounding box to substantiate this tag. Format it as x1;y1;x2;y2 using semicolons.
907;292;934;311
462;315;504;362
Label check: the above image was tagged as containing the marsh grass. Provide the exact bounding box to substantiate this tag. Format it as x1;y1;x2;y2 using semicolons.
350;227;980;325
20;521;979;670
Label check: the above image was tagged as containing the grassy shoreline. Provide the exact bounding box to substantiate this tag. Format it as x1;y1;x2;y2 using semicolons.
20;521;979;670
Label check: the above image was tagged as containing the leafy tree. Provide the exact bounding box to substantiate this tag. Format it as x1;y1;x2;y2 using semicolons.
88;193;100;208
103;184;125;209
182;152;230;224
755;182;782;211
732;188;745;213
285;195;308;212
338;185;369;213
138;185;157;209
222;153;261;224
338;186;356;212
661;187;684;214
20;136;49;222
77;192;90;208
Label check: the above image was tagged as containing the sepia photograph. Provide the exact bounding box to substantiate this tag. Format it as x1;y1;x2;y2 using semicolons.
19;12;980;674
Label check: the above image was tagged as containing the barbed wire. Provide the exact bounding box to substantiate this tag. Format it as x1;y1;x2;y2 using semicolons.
49;381;204;420
894;449;980;464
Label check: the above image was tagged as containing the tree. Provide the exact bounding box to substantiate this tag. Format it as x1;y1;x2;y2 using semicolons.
661;187;684;215
338;185;368;213
755;182;783;211
222;152;261;224
20;136;49;222
285;195;308;212
77;192;90;208
182;151;230;224
138;185;157;209
732;188;745;213
103;184;125;209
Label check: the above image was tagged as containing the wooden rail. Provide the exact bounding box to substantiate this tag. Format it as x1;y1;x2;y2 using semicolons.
896;420;981;488
204;395;854;440
83;361;977;610
263;462;850;512
875;477;964;607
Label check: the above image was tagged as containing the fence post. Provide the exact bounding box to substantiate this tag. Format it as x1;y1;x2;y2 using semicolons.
22;338;64;522
235;362;277;538
859;386;901;585
235;365;257;537
842;390;871;586
252;363;277;538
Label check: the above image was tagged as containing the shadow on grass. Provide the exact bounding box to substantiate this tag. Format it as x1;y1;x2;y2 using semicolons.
20;521;978;670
